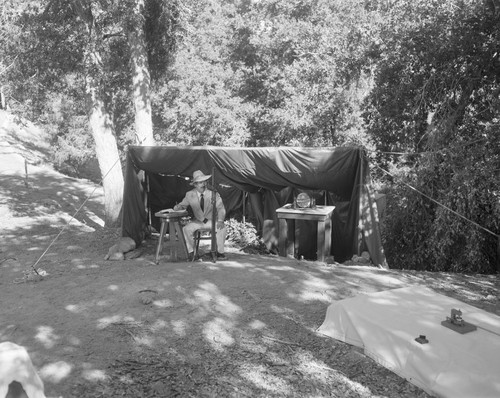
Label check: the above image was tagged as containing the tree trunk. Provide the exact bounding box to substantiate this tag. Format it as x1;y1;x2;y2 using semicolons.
86;75;124;226
85;27;124;227
128;0;155;146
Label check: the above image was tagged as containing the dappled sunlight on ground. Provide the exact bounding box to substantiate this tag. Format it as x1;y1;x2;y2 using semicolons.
1;247;497;397
240;364;291;393
81;366;107;382
35;326;60;350
39;361;73;383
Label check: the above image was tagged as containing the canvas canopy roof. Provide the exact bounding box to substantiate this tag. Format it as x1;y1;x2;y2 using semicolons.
122;145;387;267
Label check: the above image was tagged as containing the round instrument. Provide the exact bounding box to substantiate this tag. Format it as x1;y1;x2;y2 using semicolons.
296;192;311;208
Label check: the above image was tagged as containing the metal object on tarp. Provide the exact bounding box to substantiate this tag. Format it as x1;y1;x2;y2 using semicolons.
415;335;429;344
441;308;477;334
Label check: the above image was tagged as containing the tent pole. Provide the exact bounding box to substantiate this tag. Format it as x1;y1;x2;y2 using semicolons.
146;173;152;231
242;192;246;224
210;167;217;263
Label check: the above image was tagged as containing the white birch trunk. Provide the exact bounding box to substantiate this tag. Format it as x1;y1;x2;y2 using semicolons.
128;0;155;146
85;35;124;226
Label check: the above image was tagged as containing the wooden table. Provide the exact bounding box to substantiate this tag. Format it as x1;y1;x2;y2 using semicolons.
276;204;335;262
154;210;189;264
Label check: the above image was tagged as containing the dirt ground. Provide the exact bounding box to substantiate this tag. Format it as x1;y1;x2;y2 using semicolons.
1;112;499;397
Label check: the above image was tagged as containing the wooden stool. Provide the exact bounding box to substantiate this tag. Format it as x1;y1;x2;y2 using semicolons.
155;210;189;264
193;227;216;262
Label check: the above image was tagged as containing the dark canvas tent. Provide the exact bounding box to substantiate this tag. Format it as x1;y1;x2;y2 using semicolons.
122;145;387;267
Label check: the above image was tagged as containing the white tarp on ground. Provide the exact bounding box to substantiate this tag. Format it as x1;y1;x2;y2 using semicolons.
317;286;500;398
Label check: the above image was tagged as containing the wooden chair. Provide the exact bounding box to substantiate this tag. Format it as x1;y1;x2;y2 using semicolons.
193;227;217;262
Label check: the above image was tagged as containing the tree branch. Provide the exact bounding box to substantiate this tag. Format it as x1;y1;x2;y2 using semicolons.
103;31;125;40
0;54;19;76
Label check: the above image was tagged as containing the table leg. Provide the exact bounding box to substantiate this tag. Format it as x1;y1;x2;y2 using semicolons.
155;220;167;264
294;220;299;258
324;217;332;259
167;220;177;260
317;220;325;262
279;218;287;257
286;219;295;257
174;221;189;260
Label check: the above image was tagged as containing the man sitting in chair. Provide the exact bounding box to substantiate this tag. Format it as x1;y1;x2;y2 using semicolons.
174;170;227;260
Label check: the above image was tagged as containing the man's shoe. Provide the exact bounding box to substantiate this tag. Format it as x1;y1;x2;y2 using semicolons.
216;252;226;260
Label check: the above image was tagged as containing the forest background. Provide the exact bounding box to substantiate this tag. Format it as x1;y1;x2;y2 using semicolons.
1;0;499;274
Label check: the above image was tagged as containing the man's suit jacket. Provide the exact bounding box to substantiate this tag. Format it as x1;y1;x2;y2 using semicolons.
175;189;226;223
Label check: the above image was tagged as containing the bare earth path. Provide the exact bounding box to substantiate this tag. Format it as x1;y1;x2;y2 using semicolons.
1;111;499;397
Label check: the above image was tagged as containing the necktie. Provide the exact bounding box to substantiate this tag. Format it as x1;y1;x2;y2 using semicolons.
200;193;204;211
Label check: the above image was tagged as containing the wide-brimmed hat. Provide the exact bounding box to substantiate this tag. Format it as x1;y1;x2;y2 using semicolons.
190;170;211;185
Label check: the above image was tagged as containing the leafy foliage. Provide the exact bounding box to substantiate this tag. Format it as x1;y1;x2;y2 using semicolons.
153;0;252;146
153;0;378;148
233;0;379;147
368;0;500;273
2;0;182;171
225;218;269;254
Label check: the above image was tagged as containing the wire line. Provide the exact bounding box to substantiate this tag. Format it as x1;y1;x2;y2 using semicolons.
373;163;499;239
30;156;122;273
